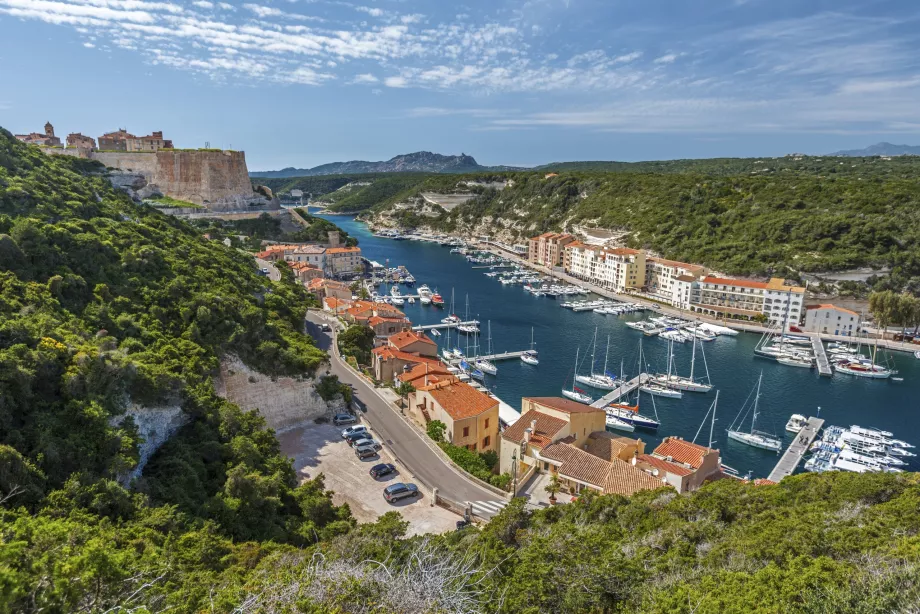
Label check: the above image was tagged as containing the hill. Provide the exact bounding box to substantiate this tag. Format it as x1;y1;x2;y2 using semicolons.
251;151;500;178
831;142;920;157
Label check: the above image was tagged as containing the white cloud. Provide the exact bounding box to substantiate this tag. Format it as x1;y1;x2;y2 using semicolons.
83;41;95;47
384;75;408;88
355;6;383;18
192;1;212;8
653;53;679;64
351;73;379;84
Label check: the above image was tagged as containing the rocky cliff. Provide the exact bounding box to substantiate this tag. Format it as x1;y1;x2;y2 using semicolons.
251;151;490;178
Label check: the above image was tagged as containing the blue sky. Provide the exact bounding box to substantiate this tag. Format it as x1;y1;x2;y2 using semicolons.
1;0;919;170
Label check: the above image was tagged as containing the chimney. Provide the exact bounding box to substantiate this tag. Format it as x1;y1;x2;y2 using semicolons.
523;428;532;444
530;419;537;433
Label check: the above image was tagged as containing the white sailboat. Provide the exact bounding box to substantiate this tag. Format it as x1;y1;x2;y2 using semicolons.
562;348;593;404
727;372;782;452
606;356;661;430
475;321;498;375
652;331;713;392
576;329;618;390
640;340;683;399
521;327;539;365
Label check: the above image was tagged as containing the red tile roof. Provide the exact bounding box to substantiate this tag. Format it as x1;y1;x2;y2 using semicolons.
652;437;716;469
584;432;641;462
501;410;567;445
371;347;442;365
388;330;436;351
541;442;664;495
637;454;693;477
524;397;604;414
806;304;859;316
397;362;453;385
419;379;498;421
647;256;705;272
327;246;361;254
604;459;667;495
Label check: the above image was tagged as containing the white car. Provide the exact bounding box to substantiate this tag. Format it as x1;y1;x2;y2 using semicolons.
341;425;368;439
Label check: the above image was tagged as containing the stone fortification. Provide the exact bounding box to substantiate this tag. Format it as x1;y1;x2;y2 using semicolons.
43;147;273;211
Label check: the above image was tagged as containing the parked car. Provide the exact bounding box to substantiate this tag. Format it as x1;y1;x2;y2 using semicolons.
320;323;332;332
369;463;396;478
350;437;380;450
333;413;357;426
383;483;419;503
354;444;379;459
341;425;368;439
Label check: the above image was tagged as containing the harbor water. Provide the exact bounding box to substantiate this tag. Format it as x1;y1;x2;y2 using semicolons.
316;211;920;479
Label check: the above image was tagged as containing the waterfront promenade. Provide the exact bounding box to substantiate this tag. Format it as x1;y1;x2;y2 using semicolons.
768;417;825;482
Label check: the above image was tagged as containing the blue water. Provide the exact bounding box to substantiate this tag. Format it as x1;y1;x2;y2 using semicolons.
317;210;920;479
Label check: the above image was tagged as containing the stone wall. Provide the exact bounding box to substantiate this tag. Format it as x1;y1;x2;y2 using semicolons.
215;355;345;433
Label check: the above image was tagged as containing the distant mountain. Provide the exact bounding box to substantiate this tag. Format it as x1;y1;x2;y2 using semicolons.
830;142;920;157
251;151;506;178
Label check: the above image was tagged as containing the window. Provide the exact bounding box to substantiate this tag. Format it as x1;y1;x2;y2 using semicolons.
463;426;469;438
484;418;489;429
483;436;491;448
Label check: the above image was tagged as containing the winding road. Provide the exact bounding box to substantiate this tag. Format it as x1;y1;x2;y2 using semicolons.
305;311;507;516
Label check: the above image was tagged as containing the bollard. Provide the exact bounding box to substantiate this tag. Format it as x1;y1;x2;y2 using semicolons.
431;487;438;507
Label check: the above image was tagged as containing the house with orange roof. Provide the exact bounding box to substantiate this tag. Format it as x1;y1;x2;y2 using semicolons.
322;296;353;315
635;436;723;493
498;396;606;477
309;278;352;302
410;379;499;453
287;261;323;283
803;304;860;336
325;245;363;277
370;330;438;381
528;232;576;267
397;362;454;387
386;330;437;356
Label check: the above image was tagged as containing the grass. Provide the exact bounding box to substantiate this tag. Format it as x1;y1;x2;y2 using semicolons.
145;195;203;209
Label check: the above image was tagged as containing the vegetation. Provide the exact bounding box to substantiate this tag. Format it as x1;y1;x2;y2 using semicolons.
424;421;510;490
337;324;375;365
868;290;920;333
315;374;353;404
192;210;356;249
145;195;202;209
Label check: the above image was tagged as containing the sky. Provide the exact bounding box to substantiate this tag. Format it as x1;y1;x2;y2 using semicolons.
1;0;919;170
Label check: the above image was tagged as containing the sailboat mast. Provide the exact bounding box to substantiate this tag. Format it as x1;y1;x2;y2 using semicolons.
603;334;611;378
590;328;598;376
690;331;697;381
572;349;579;392
751;372;763;434
709;390;719;449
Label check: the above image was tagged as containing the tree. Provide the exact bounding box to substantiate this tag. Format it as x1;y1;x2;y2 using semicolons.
395;381;415;407
426;420;447;443
544;473;561;503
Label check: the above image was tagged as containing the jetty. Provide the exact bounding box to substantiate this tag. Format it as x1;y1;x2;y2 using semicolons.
413;320;481;332
590;373;650;408
811;337;833;377
767;416;825;482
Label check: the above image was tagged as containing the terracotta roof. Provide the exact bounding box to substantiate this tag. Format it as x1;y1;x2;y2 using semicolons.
524;397;604;414
604;459;667;495
501;410;567;445
753;478;777;486
307;278;327;290
388;330;436;351
606;247;640;256
323;297;351;309
584;432;641;462
636;454;693;477
652;437;716;469
420;380;498;421
806;304;859;316
541;443;611;488
397;362;453;385
371;347;442;365
703;276;768;290
327;246;361;254
367;315;408;327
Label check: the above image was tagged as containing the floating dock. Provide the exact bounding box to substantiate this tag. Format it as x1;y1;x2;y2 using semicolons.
590;373;650;408
767;416;825;482
413;320;481;331
811;337;833;376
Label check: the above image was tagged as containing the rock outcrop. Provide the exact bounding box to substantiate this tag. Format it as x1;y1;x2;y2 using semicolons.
110;404;189;485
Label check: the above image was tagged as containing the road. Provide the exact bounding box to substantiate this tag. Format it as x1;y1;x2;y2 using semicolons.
304;311;507;515
255;257;281;281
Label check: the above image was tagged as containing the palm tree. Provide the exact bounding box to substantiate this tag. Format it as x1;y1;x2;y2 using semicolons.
544;473;561;504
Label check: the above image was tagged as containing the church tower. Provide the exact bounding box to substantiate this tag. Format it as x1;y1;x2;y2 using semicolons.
44;122;55;137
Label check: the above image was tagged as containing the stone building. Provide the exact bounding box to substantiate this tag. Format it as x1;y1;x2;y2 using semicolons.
98;129;135;151
126;131;173;152
66;132;96;149
15;122;61;146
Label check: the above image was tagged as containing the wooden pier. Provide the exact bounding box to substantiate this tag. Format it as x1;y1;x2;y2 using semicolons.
413;320;481;331
811;337;833;376
767;417;825;482
448;350;530;365
590;373;650;408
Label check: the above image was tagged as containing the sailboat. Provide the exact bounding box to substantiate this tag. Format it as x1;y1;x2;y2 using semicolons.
441;312;457;361
834;334;893;379
562;348;593;404
652;330;713;392
606;358;660;430
640;340;683;399
461;328;484;380
475;321;498;375
726;372;782;452
576;329;618;390
521;327;539;365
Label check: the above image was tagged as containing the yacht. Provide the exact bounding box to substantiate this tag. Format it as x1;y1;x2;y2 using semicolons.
390;296;405;306
390;286;401;297
726;373;782;452
659;329;687;344
562;348;594;404
652;334;713;393
475;322;498;375
606;403;660;430
785;414;808;433
777;355;814;368
834;360;891;379
521;351;539;366
575;330;618;390
605;414;636;432
640;382;683;399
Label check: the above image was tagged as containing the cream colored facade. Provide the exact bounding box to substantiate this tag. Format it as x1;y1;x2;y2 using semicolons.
691;276;805;328
645;257;706;307
411;382;499;453
528;232;576;267
564;244;646;293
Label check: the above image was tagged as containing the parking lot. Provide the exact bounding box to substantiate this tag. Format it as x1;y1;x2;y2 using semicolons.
278;421;459;536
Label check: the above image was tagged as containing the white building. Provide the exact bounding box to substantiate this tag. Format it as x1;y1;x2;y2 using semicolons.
645;257;706;307
563;243;646;293
691;277;805;328
803;304;860;336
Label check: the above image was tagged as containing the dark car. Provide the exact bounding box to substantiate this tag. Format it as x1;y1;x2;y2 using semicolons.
369;463;396;478
383;483;419;503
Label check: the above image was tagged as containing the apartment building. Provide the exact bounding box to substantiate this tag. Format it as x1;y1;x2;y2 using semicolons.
645;257;706;308
690;276;805;328
803;304;860;336
410;379;499;453
326;246;363;277
564;243;646;293
528;232;576;267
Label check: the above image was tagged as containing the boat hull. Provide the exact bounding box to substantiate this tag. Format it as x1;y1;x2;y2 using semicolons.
640;385;683;399
727;430;782;451
605;416;636;432
575;374;618;390
562;389;593;404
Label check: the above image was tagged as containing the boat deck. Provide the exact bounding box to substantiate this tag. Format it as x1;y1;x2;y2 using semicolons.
767;416;825;482
412;320;481;331
812;337;833;376
590;373;650;408
448;350;531;364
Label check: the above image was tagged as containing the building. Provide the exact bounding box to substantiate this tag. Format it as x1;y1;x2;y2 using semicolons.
396;362;454;388
322;296;353;315
325;246;363;278
288;261;323;283
370;330;437;381
690;276;805;328
126;131;173;152
564;243;647;293
803;304;860;336
527;232;576;267
410;378;500;453
540;437;664;496
307;278;352;301
645;257;706;308
15;122;61;146
66;132;96;149
257;244;327;270
635;437;723;493
98;129;135;151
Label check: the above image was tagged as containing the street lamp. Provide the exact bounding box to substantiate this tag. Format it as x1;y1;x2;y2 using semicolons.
511;449;518;496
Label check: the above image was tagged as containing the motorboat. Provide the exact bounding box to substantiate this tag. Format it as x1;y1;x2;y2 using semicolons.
431;293;444;307
785;413;808;433
390;296;405;306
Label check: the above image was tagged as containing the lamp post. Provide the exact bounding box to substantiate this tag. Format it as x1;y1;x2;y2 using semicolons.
511;449;518;497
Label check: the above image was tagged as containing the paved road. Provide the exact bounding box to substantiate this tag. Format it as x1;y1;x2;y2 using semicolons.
304;312;505;513
255;257;281;281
